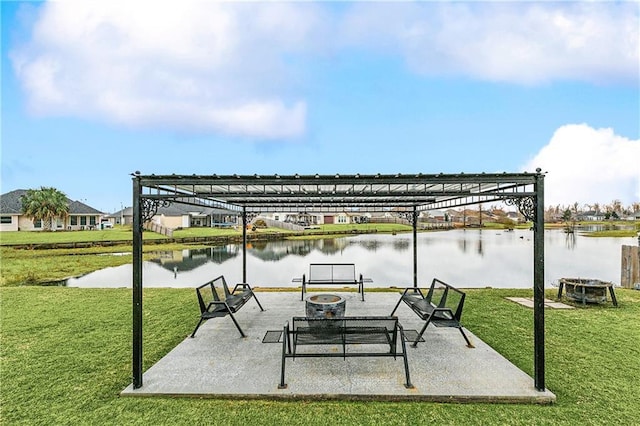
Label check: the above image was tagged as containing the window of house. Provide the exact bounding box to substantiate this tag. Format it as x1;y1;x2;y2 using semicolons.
70;216;78;226
34;219;42;228
338;216;347;223
89;216;96;226
80;216;87;226
56;219;63;228
1;216;12;224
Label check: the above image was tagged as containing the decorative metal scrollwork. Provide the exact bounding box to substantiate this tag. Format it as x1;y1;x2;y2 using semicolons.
505;196;536;222
244;212;259;223
141;198;171;223
396;211;417;225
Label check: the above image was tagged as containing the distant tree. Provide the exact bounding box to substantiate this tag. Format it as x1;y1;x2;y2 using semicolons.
562;208;573;222
496;216;514;229
544;206;556;222
572;202;580;215
21;187;69;231
611;199;622;215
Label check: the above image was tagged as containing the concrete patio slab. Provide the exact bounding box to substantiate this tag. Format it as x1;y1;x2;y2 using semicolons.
122;291;555;403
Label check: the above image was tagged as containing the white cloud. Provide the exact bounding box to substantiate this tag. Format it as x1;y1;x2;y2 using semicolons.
11;1;327;139
522;124;640;206
342;2;639;85
10;2;638;138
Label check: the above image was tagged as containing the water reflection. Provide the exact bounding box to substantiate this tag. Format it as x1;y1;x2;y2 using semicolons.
477;230;484;256
576;224;635;232
456;230;485;256
65;229;636;289
150;245;240;271
565;233;577;250
392;239;410;252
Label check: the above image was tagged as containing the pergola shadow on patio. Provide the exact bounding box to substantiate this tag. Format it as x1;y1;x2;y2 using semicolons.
122;292;555;403
130;171;548;397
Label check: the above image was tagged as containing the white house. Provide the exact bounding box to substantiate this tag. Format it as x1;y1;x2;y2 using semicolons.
0;189;104;231
150;204;239;229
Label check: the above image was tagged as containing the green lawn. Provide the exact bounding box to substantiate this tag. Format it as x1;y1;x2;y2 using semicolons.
1;287;638;425
0;227;167;245
0;243;212;286
0;223;422;247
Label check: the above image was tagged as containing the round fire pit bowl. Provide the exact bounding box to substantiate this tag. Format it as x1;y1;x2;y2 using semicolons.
558;278;617;306
305;294;346;319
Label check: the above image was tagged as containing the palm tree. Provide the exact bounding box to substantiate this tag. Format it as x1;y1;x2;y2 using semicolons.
21;187;69;231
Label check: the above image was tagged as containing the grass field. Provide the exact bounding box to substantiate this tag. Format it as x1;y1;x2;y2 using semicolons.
0;223;414;246
1;286;639;425
0;227;169;245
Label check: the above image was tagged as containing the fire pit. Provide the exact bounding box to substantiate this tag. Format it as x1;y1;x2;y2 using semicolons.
305;294;346;319
557;278;618;307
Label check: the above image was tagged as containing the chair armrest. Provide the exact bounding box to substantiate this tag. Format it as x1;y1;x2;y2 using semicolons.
232;283;253;293
431;307;455;320
205;300;232;312
399;287;427;298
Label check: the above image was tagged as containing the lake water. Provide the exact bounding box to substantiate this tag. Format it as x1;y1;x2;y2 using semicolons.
65;229;637;289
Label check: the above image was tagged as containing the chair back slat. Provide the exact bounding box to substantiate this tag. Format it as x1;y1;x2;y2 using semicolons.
308;263;356;283
194;282;215;314
210;275;233;298
432;278;465;321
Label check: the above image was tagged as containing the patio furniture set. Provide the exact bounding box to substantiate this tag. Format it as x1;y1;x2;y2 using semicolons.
190;263;472;389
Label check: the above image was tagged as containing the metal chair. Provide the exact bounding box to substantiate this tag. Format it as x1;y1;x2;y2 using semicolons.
191;275;264;338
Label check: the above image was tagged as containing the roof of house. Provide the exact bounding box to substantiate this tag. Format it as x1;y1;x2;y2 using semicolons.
0;190;24;214
106;207;134;218
579;210;605;217
0;189;104;215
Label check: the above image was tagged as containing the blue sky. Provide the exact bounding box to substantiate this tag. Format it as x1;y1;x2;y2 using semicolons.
2;1;639;213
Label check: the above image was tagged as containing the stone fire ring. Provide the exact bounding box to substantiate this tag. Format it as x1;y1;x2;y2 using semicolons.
305;294;346;319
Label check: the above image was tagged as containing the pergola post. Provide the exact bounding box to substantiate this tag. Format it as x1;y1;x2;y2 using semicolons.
242;208;247;283
132;174;143;389
533;170;546;391
412;205;418;288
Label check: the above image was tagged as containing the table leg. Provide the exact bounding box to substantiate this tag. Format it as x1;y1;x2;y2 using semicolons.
557;282;564;299
608;286;618;307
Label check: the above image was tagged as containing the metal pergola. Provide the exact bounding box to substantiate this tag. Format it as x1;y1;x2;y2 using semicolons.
131;170;546;391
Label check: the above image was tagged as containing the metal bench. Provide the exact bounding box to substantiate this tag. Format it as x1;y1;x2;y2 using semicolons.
278;316;413;389
190;275;264;338
390;278;474;348
294;263;371;301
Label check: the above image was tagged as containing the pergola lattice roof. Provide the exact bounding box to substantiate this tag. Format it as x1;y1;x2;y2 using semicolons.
137;172;539;213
